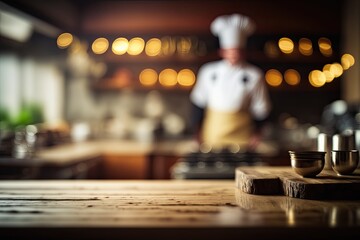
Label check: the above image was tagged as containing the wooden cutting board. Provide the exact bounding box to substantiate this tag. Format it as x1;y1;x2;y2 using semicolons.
235;166;360;200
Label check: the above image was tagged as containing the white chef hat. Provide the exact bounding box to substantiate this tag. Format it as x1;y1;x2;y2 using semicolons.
210;13;256;49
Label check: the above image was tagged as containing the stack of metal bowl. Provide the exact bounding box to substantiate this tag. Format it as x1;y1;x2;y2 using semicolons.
288;151;326;177
331;133;359;175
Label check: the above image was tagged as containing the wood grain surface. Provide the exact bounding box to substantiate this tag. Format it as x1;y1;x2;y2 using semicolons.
236;166;360;199
0;180;360;240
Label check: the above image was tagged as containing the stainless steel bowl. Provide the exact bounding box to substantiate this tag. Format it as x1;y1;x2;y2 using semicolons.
289;151;326;177
331;150;359;175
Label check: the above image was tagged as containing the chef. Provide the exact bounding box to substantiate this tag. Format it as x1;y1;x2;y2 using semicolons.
190;13;271;150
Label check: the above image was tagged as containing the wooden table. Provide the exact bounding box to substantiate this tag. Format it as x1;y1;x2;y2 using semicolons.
0;180;359;240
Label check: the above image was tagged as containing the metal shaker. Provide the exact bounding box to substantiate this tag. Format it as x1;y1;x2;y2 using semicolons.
317;133;332;169
332;133;356;151
332;131;359;170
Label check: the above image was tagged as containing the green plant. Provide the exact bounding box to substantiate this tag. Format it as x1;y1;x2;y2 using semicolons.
0;104;44;130
0;107;11;130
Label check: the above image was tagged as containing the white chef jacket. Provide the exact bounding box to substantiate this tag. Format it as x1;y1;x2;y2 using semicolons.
190;59;271;120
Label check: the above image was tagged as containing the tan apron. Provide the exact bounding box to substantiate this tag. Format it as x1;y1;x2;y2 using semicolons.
201;109;254;149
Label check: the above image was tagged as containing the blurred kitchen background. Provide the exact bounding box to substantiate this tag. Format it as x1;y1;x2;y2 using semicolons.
0;0;359;179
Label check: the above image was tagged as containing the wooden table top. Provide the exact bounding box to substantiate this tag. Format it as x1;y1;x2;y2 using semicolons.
1;180;360;240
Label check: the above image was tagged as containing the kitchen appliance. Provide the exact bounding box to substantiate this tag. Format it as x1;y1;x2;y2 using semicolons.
171;148;267;179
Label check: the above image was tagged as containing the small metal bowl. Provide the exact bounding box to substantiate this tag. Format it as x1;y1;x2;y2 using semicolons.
289;151;326;177
331;150;359;175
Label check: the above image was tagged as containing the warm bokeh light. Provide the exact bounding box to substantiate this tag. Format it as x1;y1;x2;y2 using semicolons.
159;69;177;87
127;37;145;55
161;36;176;56
318;37;332;56
177;37;192;55
264;41;279;58
341;53;355;70
309;70;326;87
139;69;158;86
298;38;313;56
278;37;294;54
284;69;300;86
323;64;331;72
92;38;109;54
322;64;335;82
265;69;283;87
145;38;162;57
68;37;83;54
318;37;331;50
112;38;129;55
177;69;196;87
323;70;335;83
57;32;73;49
329;63;343;78
320;48;333;57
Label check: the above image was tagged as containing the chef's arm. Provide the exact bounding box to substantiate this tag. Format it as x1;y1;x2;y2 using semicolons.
191;103;204;141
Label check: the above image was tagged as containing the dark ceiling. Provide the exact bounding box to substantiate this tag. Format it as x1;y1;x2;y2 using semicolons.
1;0;343;37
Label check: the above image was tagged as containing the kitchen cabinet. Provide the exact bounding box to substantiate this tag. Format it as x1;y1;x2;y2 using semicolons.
148;153;180;179
98;139;188;179
97;140;180;179
101;154;149;179
100;146;186;179
101;153;181;179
